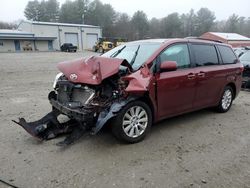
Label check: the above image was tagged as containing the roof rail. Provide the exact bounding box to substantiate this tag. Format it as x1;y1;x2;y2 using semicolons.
185;37;223;43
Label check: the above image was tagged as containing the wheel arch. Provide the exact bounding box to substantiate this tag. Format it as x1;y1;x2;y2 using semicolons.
226;82;236;99
137;93;156;123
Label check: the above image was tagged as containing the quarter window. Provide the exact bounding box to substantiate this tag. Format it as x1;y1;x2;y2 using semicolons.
218;45;237;64
192;44;219;66
159;44;191;69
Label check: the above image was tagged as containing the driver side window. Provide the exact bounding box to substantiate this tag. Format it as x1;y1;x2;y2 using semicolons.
159;44;191;69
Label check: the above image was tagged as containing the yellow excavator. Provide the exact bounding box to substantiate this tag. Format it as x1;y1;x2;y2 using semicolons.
93;37;127;53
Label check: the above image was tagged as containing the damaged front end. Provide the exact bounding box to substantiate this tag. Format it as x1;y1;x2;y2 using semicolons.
13;56;143;145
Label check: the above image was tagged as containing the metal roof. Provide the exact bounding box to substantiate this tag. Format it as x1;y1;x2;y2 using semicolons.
21;20;101;29
0;29;33;35
0;29;56;40
210;32;250;41
0;29;34;37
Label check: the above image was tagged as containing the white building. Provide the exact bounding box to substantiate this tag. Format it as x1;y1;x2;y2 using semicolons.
0;29;56;52
0;20;102;52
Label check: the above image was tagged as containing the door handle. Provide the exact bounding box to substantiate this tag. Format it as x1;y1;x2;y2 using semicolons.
187;73;196;80
197;72;205;78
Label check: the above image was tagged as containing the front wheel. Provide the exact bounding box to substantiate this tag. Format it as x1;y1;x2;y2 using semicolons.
112;101;152;143
215;86;234;113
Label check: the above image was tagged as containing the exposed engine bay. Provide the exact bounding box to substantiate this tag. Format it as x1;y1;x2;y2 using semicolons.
13;56;151;146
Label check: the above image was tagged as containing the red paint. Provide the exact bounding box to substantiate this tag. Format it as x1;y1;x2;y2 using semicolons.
160;61;177;71
123;66;152;93
57;38;242;123
156;69;196;118
57;56;126;85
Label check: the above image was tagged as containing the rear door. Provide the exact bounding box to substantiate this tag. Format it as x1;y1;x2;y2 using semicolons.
217;45;242;94
156;43;196;118
190;43;225;108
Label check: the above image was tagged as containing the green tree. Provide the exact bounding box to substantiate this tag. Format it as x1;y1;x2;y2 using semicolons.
113;13;132;39
24;0;41;21
161;13;182;38
40;0;60;22
60;1;80;23
131;11;149;40
148;18;161;38
85;0;116;36
224;14;240;33
194;8;216;36
181;9;196;37
0;21;17;29
244;18;250;37
24;0;59;22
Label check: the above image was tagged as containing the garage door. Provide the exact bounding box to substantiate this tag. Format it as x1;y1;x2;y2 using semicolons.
65;33;78;47
87;34;98;50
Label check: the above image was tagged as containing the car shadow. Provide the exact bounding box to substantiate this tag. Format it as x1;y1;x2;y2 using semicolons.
57;108;218;149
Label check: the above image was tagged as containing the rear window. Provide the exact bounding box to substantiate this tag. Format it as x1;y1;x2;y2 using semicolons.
192;44;219;66
218;45;237;64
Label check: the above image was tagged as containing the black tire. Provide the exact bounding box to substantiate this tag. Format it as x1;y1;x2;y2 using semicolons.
112;101;152;143
98;47;104;53
215;86;234;113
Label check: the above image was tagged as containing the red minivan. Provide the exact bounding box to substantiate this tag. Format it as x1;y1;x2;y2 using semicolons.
14;38;243;145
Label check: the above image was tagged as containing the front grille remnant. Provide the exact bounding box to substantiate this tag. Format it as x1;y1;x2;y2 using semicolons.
57;81;95;107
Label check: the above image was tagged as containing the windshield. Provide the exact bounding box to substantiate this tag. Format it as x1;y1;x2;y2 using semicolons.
240;51;250;66
240;51;250;61
102;43;161;70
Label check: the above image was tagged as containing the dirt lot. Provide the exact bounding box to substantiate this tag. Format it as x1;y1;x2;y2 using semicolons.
0;52;250;188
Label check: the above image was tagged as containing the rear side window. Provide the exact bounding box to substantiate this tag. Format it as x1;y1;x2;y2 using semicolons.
192;44;219;66
218;45;237;64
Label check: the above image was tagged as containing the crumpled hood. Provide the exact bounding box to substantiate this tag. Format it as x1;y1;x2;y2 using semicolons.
57;56;127;85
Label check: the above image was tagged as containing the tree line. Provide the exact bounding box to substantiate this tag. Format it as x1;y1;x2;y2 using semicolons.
1;0;250;40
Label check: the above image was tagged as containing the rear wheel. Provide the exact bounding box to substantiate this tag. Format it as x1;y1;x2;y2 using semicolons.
112;101;152;143
215;86;234;113
98;47;104;53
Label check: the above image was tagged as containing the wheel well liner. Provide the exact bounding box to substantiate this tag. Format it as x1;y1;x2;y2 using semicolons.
137;94;155;123
227;83;236;99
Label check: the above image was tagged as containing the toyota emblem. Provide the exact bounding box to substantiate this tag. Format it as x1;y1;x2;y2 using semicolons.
70;73;78;80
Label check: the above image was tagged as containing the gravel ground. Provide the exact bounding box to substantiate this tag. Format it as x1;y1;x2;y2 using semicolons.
0;52;249;188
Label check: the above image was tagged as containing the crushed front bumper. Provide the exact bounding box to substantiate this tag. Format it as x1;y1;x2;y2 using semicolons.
12;97;98;146
50;99;95;123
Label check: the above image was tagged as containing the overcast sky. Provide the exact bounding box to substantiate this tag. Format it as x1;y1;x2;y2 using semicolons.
1;0;249;22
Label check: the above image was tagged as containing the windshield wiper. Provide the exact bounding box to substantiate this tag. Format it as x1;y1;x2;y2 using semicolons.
111;46;126;58
130;45;140;67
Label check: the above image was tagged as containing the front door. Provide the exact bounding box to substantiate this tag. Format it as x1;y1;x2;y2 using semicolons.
156;43;196;119
14;40;20;51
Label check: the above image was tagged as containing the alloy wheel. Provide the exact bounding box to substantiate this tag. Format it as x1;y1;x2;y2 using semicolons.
122;106;148;138
221;89;233;110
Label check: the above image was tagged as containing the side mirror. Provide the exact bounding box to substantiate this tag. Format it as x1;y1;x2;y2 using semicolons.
160;61;177;72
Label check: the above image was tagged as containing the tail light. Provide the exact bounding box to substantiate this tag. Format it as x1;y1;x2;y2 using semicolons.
240;64;244;73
